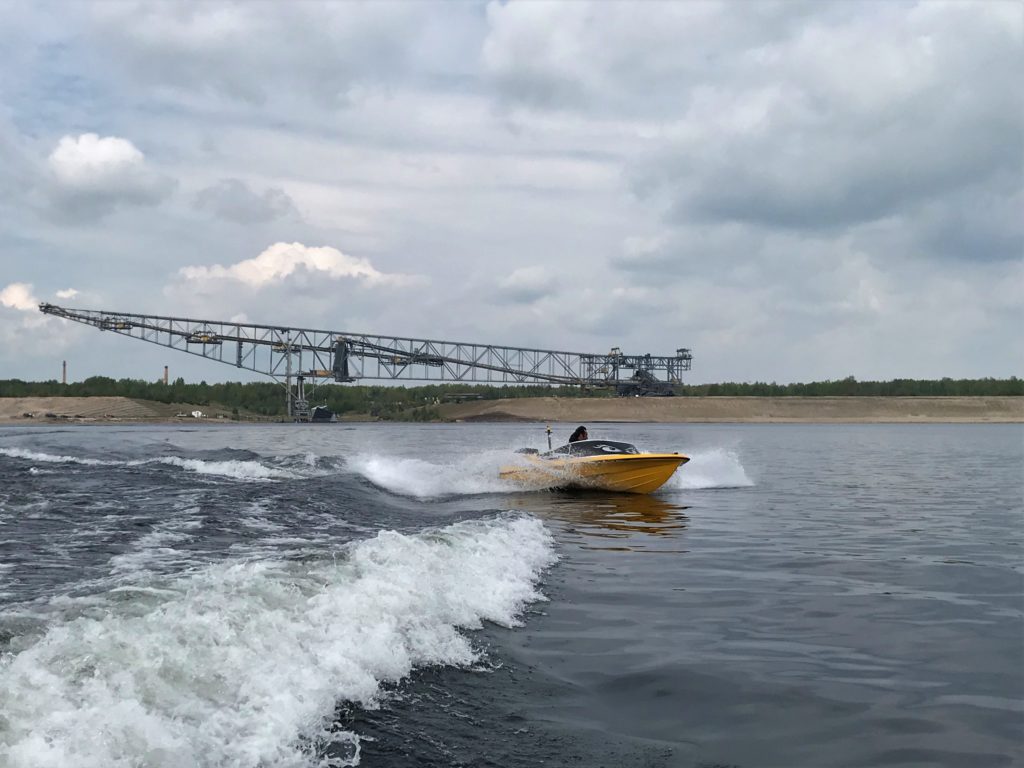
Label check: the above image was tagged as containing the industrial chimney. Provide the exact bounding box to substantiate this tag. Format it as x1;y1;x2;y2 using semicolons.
62;360;67;385
163;365;169;385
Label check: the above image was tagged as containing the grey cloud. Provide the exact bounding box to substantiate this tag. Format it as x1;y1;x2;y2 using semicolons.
482;1;836;116
83;3;469;107
486;1;1022;264
494;266;559;305
610;227;754;279
494;283;554;305
194;178;298;224
47;176;174;223
0;118;36;196
495;287;550;304
914;181;1024;264
648;90;1021;235
622;4;1023;262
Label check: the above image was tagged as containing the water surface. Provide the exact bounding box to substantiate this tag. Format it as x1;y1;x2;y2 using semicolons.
1;422;1020;767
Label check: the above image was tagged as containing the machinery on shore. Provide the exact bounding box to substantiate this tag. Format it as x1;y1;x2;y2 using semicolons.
616;369;677;397
39;304;692;419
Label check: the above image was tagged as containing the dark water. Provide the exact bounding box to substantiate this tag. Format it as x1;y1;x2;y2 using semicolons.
0;423;1021;767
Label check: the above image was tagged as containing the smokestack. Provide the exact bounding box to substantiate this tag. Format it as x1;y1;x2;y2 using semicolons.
163;365;169;385
62;360;67;385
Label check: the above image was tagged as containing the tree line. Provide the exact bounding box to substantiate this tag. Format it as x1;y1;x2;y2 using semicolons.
674;376;1023;397
0;376;1019;419
0;377;601;419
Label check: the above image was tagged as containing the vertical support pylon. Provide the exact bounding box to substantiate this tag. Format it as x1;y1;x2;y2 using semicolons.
285;343;292;419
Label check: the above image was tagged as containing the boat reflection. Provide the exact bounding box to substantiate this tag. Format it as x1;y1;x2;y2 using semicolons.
508;492;690;551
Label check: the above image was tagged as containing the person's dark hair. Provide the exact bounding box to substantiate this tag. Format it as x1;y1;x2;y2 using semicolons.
569;425;588;442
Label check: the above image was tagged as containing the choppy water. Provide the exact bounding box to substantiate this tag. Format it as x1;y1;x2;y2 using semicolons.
0;422;1021;767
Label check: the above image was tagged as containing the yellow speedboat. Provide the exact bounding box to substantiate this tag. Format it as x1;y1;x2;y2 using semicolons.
499;439;688;494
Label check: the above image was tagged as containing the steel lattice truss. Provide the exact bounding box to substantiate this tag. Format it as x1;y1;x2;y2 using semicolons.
39;303;692;387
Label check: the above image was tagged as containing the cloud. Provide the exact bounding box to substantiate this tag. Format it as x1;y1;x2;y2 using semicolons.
55;288;79;299
0;288;83;366
84;3;455;107
46;133;175;221
161;242;428;336
496;266;558;304
193;178;298;224
176;242;418;289
913;181;1023;264
0;115;38;199
484;2;1021;264
0;2;1019;383
0;282;39;311
625;4;1022;246
482;1;829;114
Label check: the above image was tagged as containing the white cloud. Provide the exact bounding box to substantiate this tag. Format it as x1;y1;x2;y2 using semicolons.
160;243;430;339
0;283;65;359
0;282;39;311
46;133;175;220
49;133;144;186
177;242;417;289
55;288;79;299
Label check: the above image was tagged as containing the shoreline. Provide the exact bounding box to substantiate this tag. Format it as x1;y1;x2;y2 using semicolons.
438;395;1024;424
0;395;1021;425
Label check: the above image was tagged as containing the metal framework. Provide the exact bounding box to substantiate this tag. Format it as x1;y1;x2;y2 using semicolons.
39;303;692;417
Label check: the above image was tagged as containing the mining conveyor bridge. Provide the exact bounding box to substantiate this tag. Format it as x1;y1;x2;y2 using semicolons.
39;303;692;418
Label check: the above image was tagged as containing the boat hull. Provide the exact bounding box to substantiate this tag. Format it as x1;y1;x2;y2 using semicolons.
499;453;688;494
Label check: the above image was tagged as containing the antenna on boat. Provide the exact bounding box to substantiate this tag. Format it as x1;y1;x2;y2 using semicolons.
546;424;552;450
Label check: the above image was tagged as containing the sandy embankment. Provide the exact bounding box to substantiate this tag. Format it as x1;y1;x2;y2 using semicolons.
440;396;1024;423
0;397;234;424
1;395;1021;425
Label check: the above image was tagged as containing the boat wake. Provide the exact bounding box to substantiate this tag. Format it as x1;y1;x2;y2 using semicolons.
0;447;333;483
1;441;753;494
0;514;555;768
348;451;516;498
665;447;754;489
348;446;753;497
0;447;118;467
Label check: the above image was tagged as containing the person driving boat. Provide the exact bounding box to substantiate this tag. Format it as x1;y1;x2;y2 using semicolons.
569;425;588;443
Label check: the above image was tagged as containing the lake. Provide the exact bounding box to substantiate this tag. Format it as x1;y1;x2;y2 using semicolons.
1;422;1021;767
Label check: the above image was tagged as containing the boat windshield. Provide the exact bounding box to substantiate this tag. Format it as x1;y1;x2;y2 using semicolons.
545;439;641;458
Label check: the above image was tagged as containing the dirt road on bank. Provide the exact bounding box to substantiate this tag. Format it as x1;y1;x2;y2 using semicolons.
0;397;233;423
2;395;1021;424
440;396;1024;423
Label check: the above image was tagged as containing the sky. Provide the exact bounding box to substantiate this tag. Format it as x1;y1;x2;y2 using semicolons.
0;0;1021;385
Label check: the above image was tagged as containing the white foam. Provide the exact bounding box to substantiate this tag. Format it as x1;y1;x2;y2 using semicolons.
135;456;297;482
351;447;755;497
0;448;118;466
668;447;754;489
238;500;287;534
0;515;555;768
0;447;315;482
349;451;515;498
108;525;198;576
